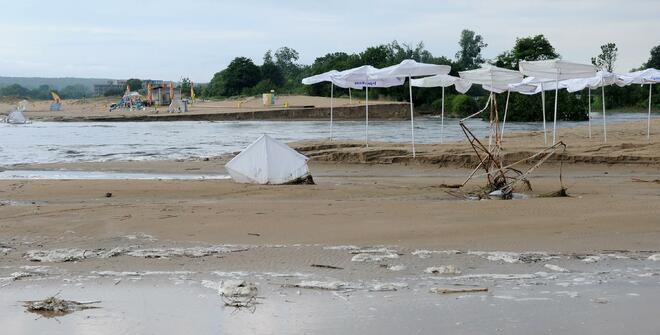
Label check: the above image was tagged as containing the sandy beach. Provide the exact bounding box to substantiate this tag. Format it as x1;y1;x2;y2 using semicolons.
2;119;659;334
1;95;409;122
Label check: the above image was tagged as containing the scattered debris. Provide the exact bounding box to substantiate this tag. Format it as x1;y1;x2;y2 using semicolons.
247;233;261;237
369;282;408;292
311;264;343;270
351;252;399;262
283;174;315;185
25;249;89;262
544;264;569;272
425;265;462;275
23;296;100;317
438;183;462;189
219;280;258;309
25;245;249;262
284;281;356;291
412;249;461;259
631;177;660;184
430;287;488;294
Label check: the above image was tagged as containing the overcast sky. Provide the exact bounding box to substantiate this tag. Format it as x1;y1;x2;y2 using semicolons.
1;0;658;82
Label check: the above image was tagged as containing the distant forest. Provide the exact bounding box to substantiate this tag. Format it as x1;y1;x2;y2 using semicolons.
1;29;658;122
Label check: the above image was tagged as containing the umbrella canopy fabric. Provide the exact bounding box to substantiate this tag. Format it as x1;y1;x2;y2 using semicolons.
410;74;472;93
519;59;597;80
225;135;310;184
615;68;660;86
519;59;596;145
563;71;617;93
335;65;404;87
301;70;363;89
369;59;450;79
459;65;523;87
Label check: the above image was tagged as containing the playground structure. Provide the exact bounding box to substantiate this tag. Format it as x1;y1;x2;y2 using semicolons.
109;85;146;112
50;92;62;111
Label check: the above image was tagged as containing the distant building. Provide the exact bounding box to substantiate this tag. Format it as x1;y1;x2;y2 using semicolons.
93;80;127;96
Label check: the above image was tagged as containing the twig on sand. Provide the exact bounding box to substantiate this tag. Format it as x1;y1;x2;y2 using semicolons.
632;177;660;184
538;187;569;198
310;264;344;270
430;287;488;294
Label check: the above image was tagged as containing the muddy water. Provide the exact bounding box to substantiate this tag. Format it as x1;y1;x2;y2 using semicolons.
1;242;659;334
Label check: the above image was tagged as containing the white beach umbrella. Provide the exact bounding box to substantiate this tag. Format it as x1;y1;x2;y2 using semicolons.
459;65;524;148
302;70;362;140
411;74;471;143
335;65;405;147
519;59;597;145
370;60;451;157
615;68;660;141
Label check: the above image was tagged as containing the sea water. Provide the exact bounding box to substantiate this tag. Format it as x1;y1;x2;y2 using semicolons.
0;113;653;165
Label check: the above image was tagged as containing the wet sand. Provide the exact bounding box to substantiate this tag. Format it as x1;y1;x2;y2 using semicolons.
2;120;660;333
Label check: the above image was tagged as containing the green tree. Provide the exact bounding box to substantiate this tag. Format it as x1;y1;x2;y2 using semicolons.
455;29;487;70
274;47;301;76
360;45;393;68
126;78;143;91
591;43;618;72
207;57;261;97
180;78;192;98
261;51;285;88
494;35;559;70
0;84;30;97
644;45;660;69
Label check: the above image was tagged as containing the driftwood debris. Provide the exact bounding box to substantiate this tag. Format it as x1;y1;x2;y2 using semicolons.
457;92;567;199
23;296;100;317
430;287;488;294
310;264;344;270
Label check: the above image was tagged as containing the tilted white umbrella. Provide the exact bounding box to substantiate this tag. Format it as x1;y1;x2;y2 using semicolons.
615;68;660;141
302;70;362;140
411;74;471;143
335;65;405;147
519;59;596;145
370;60;451;157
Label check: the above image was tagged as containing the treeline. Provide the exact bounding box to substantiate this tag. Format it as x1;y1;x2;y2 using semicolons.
0;83;91;100
202;30;659;121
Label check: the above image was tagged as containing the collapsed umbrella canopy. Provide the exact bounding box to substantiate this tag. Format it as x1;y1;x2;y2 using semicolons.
6;109;28;124
225;135;311;184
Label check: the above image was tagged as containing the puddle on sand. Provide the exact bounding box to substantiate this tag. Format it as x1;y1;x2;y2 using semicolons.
1;277;659;335
0;169;230;180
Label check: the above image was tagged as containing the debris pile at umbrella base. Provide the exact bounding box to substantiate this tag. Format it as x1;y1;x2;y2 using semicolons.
23;296;100;318
283;174;315;185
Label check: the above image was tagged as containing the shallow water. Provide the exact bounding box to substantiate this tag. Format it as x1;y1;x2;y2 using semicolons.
0;113;653;165
0;169;230;180
2;243;659;334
